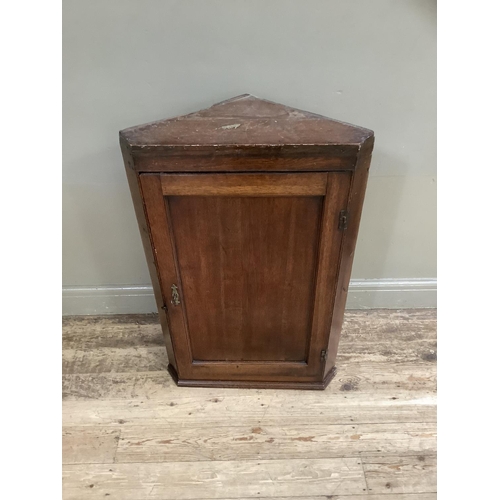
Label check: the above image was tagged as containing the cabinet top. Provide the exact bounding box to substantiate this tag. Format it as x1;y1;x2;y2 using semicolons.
120;95;373;158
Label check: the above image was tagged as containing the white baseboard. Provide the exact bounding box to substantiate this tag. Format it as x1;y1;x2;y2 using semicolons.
62;286;156;316
345;278;437;309
62;278;436;316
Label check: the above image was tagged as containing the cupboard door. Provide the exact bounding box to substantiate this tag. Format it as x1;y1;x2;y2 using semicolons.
140;172;351;383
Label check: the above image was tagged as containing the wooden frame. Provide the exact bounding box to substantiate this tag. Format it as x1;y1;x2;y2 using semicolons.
160;173;328;197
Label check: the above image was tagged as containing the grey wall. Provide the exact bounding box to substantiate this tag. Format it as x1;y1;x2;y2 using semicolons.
63;0;436;314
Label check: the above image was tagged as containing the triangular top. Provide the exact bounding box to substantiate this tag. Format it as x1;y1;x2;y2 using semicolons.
120;94;373;150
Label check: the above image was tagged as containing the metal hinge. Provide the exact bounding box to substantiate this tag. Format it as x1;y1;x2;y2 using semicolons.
339;210;349;230
320;349;328;361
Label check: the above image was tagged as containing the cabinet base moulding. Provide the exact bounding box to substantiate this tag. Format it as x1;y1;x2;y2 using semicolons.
167;364;337;390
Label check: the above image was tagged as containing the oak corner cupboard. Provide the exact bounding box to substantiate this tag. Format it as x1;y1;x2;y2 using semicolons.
119;94;374;390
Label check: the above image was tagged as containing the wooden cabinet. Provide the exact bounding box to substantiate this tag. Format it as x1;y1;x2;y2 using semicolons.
120;94;374;389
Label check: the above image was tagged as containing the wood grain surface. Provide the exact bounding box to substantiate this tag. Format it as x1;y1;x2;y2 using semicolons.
161;173;328;196
140;169;354;385
170;195;321;363
62;309;437;499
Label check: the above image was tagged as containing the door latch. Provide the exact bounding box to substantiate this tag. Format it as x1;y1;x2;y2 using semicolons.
170;284;180;306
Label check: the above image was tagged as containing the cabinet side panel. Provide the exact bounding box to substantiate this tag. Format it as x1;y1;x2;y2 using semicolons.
120;140;177;371
325;136;375;374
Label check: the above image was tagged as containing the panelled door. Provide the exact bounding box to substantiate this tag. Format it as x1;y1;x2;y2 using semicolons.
140;171;351;383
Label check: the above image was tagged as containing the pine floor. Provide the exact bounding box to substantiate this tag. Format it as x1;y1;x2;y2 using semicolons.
62;309;437;500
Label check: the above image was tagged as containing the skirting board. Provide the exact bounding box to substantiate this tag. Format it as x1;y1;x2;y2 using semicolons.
62;279;436;316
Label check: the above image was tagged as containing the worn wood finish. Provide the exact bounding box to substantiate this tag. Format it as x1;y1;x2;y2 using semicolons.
62;310;437;499
111;421;436;463
62;427;120;464
63;458;367;499
63;396;437;428
63;422;436;466
61;310;436;349
161;172;328;196
120;94;372;157
121;95;374;388
61;343;438;376
62;458;436;499
363;455;437;495
62;309;437;398
145;497;436;500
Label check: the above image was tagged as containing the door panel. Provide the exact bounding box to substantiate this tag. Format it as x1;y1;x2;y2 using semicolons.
140;172;351;382
169;195;322;362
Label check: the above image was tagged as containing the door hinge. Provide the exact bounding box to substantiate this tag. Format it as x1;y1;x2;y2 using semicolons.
338;210;349;230
320;349;328;361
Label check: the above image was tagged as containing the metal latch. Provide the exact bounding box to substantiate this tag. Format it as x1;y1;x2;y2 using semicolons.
170;284;180;306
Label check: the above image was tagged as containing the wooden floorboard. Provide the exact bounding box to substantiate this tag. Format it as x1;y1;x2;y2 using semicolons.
62;427;120;464
62;458;366;499
62;361;436;400
63;398;436;428
63;422;436;464
363;455;437;495
62;309;437;499
155;496;437;500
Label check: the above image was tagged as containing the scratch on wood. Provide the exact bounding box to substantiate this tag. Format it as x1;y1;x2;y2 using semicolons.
219;123;241;130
